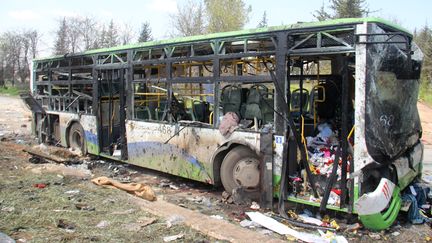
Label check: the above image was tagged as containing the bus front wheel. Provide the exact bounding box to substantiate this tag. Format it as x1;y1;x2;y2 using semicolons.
220;146;260;196
68;122;86;155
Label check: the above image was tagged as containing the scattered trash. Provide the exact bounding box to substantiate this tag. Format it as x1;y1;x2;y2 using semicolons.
29;163;92;179
169;184;179;190
57;219;75;231
0;232;15;243
28;156;47;164
166;215;185;228
250;201;260;210
246;211;327;243
239;219;261;228
65;190;80;195
391;231;400;237
297;214;324;226
221;191;233;204
231;188;252;205
210;215;223;220
402;183;432;224
91;176;156;201
163;233;184;242
75;203;95;211
33;183;47;189
318;230;348;243
137;216;157;227
111;209;135;215
344;222;362;232
369;233;381;240
258;229;273;235
96;220;110;229
1;206;15;212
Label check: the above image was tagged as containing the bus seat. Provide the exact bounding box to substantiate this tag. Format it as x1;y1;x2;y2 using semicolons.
193;101;210;123
221;85;242;115
244;88;262;120
261;96;274;124
244;85;268;121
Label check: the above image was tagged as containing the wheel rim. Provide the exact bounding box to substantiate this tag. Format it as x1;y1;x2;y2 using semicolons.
232;157;260;190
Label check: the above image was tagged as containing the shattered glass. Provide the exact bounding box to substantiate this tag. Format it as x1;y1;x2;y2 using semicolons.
365;23;423;163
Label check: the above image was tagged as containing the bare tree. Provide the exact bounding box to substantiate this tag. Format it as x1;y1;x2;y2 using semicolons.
79;16;99;51
170;0;206;37
119;23;135;45
67;17;83;53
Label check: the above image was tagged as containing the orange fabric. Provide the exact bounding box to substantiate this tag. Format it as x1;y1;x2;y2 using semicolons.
91;176;156;201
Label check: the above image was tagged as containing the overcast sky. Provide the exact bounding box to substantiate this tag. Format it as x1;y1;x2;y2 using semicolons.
1;0;431;57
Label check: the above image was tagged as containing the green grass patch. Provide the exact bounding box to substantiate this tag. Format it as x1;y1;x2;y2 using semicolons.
0;86;21;96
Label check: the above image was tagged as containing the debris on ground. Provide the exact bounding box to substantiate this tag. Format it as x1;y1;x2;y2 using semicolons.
210;215;223;220
239;219;261;228
91;176;156;201
28;163;92;179
57;219;76;231
163;233;184;242
369;233;381;240
250;201;260;210
75;203;95;211
33;183;47;189
96;220;110;229
246;211;348;243
166;215;185;228
0;232;15;243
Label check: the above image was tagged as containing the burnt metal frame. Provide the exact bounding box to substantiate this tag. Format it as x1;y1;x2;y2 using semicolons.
33;23;360;209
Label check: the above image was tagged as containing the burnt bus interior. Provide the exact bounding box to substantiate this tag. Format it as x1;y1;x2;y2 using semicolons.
30;20;418;212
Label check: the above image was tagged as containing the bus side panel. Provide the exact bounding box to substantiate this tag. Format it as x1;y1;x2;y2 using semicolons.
80;115;99;155
126;120;261;184
54;112;79;147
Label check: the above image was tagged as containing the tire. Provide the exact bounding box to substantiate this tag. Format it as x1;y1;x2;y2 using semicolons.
68;122;86;155
220;146;260;195
37;117;48;144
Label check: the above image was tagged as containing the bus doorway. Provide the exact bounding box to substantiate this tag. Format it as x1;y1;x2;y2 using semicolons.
97;68;128;159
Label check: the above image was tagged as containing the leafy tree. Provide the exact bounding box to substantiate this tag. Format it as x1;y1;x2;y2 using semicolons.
170;0;206;37
314;0;369;20
257;11;268;28
205;0;251;33
53;18;69;55
138;22;153;42
415;24;432;86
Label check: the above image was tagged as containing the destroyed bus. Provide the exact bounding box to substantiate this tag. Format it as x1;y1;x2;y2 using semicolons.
26;17;423;230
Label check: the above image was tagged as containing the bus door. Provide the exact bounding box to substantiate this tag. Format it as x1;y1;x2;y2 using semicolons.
97;68;128;159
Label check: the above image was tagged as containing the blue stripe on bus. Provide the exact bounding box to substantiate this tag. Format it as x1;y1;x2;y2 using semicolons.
84;131;98;145
127;141;205;171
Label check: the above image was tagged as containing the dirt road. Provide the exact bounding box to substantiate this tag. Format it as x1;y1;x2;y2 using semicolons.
0;95;431;242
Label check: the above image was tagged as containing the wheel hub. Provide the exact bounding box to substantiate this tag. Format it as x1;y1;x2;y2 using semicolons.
233;158;260;189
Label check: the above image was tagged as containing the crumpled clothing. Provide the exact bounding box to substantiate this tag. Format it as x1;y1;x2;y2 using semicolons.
219;112;240;137
401;193;429;224
92;176;156;201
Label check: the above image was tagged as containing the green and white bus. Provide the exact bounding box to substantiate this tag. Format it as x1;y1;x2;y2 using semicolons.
26;17;424;230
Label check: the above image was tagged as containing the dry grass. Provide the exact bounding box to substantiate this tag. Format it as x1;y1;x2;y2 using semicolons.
0;161;215;242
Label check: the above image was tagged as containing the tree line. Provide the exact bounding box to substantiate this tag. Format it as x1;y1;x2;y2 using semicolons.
0;0;430;91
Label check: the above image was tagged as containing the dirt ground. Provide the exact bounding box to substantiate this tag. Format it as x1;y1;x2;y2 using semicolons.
0;95;431;242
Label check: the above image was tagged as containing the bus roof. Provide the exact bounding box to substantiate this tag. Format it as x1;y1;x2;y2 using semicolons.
35;17;410;62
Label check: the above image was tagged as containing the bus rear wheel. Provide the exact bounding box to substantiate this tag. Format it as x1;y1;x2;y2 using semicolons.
220;146;260;196
68;122;86;155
